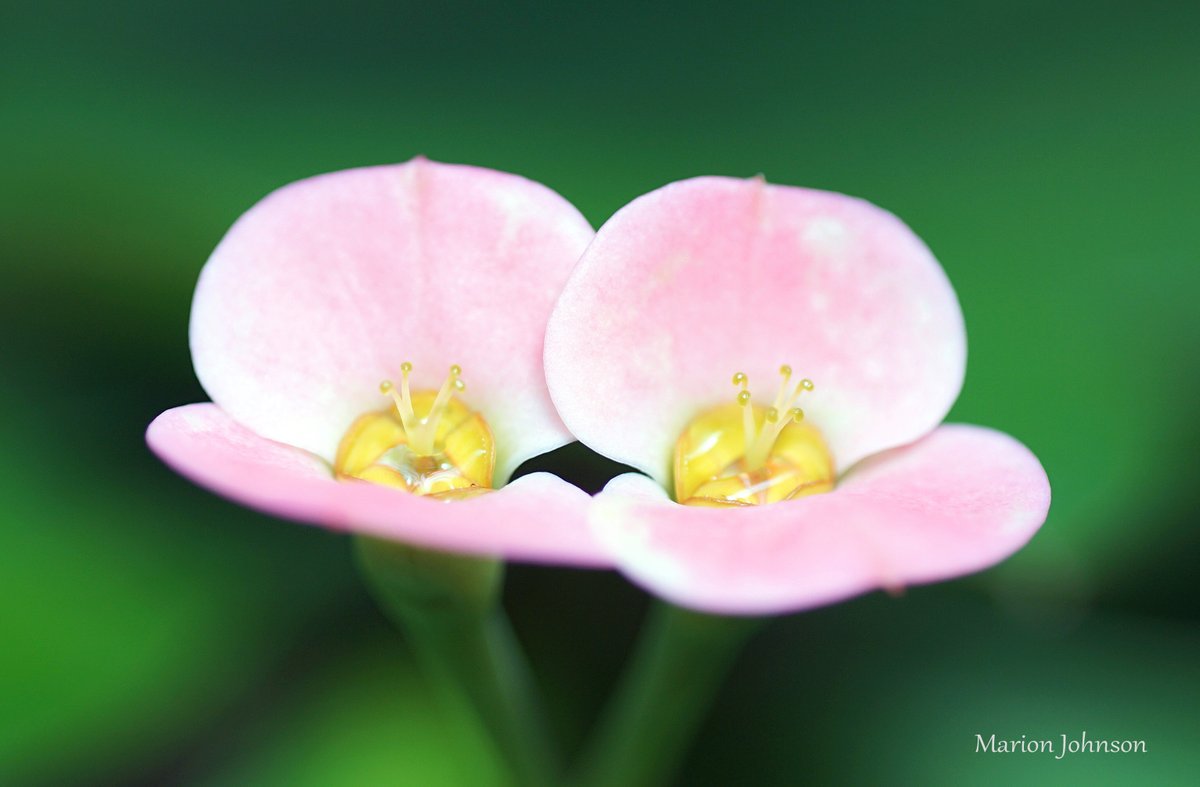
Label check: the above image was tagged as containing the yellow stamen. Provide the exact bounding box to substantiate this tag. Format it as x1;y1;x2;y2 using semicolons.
734;373;755;463
673;364;833;507
771;364;792;413
400;361;415;429
381;363;468;455
335;363;495;500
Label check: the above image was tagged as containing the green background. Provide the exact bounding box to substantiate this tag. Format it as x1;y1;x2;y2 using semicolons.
3;1;1198;784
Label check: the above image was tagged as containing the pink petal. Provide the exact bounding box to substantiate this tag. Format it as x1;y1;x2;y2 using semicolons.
544;176;965;484
147;404;611;567
191;159;594;483
590;425;1049;615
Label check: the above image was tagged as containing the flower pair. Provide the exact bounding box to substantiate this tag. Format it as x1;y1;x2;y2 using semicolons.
148;158;1049;616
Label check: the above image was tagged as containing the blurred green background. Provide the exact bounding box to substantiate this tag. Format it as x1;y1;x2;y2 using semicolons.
3;1;1198;784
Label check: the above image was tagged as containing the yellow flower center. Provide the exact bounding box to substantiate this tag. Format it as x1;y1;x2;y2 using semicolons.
674;365;835;507
334;363;495;501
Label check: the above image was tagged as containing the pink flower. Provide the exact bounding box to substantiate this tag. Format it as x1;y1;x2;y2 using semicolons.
544;176;1050;614
147;159;608;566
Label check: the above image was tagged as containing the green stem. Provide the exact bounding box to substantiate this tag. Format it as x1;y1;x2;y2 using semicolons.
572;603;761;787
355;537;557;787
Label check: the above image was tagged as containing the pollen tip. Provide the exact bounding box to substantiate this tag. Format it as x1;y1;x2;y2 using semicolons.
801;378;814;391
450;364;462;377
454;379;466;391
791;407;804;422
379;380;394;393
736;390;752;406
400;361;413;373
766;407;779;423
779;364;792;377
732;372;747;386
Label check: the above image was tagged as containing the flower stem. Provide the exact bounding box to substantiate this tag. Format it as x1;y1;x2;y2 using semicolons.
571;602;760;787
355;537;557;787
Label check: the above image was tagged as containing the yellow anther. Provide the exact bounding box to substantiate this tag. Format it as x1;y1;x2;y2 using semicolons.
800;378;814;391
380;380;393;393
736;390;752;406
779;364;792;378
454;379;466;391
450;364;462;377
732;372;747;386
400;361;413;373
766;407;779;423
790;407;804;422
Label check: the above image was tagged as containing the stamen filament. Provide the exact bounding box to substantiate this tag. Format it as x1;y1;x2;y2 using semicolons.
399;361;415;427
734;373;756;458
427;365;459;418
771;364;792;413
380;380;415;435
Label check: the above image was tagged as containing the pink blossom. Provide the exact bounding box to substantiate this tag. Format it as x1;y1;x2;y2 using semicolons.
544;176;1050;614
148;159;608;566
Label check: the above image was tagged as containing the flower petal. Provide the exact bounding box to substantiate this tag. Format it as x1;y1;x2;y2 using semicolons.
191;158;594;482
544;176;965;484
147;404;610;567
590;424;1049;615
